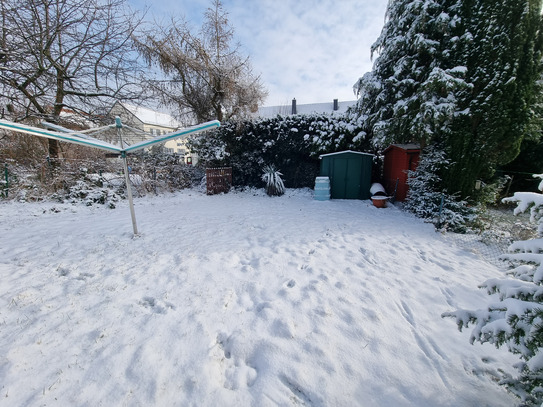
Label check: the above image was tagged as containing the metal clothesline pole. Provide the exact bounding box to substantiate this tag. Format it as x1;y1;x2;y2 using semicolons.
116;117;139;236
121;151;138;236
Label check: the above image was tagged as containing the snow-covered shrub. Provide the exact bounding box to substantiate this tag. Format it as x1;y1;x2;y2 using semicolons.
0;158;123;204
442;174;543;406
262;164;285;197
2;142;204;203
140;152;205;193
404;146;476;232
67;179;120;208
473;176;512;210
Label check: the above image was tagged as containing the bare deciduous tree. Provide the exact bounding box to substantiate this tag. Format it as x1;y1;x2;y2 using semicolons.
136;0;267;123
0;0;147;158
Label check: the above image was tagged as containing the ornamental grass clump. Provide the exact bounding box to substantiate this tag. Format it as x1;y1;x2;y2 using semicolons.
262;165;285;197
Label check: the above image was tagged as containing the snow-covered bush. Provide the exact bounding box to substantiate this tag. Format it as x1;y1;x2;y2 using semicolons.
0;158;122;204
262;165;285;197
442;174;543;406
1;151;205;205
140;152;205;193
67;177;121;208
473;176;512;210
404;146;476;232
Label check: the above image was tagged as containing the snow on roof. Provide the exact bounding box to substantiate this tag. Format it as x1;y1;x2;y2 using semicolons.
319;149;375;158
120;103;181;128
255;99;357;119
385;143;421;152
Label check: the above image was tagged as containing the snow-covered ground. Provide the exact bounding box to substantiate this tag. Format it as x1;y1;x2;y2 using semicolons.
0;189;520;406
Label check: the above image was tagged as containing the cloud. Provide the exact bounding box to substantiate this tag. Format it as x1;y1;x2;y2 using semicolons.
131;0;389;106
228;0;388;105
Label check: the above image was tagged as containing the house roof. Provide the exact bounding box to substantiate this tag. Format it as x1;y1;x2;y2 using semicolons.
255;99;357;118
117;102;181;129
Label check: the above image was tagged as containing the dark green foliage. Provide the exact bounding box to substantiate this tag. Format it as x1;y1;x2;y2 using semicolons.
187;114;372;188
445;0;543;198
499;139;543;193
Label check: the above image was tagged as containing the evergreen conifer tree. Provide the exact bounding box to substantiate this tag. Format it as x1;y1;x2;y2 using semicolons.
352;0;467;149
352;0;543;200
405;145;475;231
445;0;543;197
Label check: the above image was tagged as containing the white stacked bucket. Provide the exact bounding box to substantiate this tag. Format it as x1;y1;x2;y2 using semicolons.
314;176;330;201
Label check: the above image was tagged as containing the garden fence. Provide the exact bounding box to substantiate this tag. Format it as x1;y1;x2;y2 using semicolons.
442;208;537;268
206;167;232;195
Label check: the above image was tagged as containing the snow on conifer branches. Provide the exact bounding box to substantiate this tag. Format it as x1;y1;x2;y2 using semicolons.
443;173;543;405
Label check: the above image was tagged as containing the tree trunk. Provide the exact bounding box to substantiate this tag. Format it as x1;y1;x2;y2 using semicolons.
48;139;60;160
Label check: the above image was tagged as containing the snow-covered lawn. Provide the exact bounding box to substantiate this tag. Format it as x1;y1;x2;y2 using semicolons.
0;189;520;406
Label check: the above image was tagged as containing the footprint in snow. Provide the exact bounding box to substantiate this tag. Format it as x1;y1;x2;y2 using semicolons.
138;296;175;314
58;267;70;277
215;332;258;389
76;272;95;281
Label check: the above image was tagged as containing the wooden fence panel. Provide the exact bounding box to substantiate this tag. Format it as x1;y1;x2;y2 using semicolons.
206;167;232;195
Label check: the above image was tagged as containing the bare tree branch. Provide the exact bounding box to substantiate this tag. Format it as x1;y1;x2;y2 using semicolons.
0;0;149;157
134;0;267;123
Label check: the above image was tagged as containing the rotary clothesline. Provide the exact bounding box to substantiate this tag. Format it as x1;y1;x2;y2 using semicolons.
0;117;220;236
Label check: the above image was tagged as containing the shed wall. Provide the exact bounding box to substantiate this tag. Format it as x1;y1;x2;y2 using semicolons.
320;152;373;199
383;146;420;201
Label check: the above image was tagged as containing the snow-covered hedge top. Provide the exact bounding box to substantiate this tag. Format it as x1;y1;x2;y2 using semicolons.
187;113;374;188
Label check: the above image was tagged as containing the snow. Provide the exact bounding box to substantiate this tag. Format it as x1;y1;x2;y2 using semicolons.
0;188;520;406
120;102;181;128
504;192;543;219
527;351;543;371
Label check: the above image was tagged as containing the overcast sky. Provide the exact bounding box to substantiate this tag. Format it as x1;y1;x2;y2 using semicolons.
131;0;389;107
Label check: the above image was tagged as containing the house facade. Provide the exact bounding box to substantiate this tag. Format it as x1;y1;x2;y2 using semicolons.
109;102;197;164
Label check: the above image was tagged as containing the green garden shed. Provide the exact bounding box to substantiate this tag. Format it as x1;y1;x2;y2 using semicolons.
319;150;374;199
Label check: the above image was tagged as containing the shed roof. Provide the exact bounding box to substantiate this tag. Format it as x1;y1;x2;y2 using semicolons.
384;144;420;153
319;150;375;159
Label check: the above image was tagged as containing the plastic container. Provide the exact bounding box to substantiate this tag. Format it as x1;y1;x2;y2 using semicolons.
371;196;388;208
314;176;330;201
